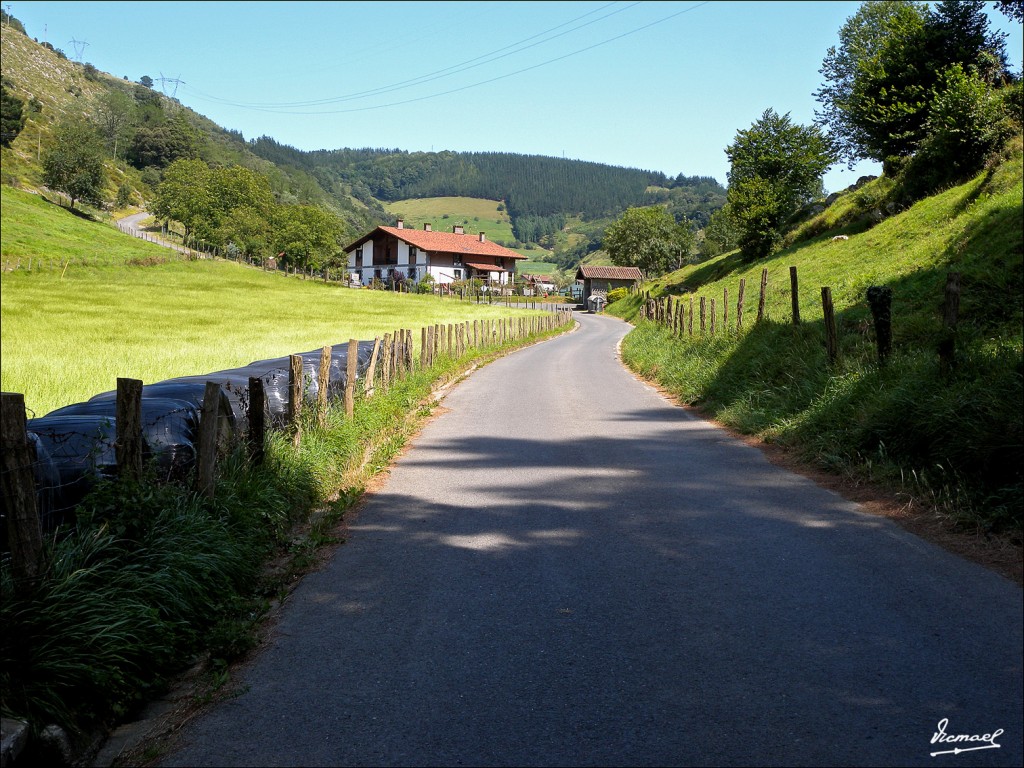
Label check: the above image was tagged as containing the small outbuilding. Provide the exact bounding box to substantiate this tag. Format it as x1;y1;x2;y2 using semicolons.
575;265;643;306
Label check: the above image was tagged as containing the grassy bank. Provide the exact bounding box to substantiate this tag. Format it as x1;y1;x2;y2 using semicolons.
610;146;1023;533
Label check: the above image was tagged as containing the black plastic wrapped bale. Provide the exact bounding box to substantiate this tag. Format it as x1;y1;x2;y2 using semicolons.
211;359;312;428
47;397;200;481
25;415;119;519
90;381;236;439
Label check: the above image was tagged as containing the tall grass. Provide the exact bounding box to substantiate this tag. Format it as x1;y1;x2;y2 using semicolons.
614;144;1023;532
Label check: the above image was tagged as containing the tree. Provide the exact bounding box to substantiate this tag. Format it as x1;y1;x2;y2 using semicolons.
1;83;26;147
273;205;344;272
815;1;929;166
127;113;198;168
139;75;154;88
209;166;275;254
994;1;1024;23
218;205;274;261
725;109;836;261
698;205;740;261
92;90;135;160
815;0;1011;168
897;62;1016;198
602;206;693;277
41;116;106;209
152;158;214;242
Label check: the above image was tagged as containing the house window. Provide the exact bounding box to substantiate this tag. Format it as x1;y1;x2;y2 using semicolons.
408;267;417;280
454;256;462;266
355;248;363;268
409;247;417;259
454;269;462;280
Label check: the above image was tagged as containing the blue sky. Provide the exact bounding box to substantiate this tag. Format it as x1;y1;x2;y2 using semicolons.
9;1;1023;194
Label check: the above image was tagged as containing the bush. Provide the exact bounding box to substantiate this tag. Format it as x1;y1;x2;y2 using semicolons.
606;287;629;304
895;65;1016;202
416;273;436;294
115;183;133;209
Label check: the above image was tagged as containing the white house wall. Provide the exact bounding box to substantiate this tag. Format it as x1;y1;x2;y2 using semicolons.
347;240;374;269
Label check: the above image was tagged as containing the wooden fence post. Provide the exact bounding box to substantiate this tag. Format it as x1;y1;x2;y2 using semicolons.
710;298;717;334
1;392;44;590
736;279;746;332
381;333;393;389
345;339;358;418
289;354;303;447
421;327;428;369
722;287;728;330
116;377;144;480
197;381;222;498
688;296;694;336
699;297;707;334
790;266;801;325
318;346;332;427
248;377;266;465
821;287;838;364
364;337;381;396
939;272;960;376
866;286;893;364
758;268;768;322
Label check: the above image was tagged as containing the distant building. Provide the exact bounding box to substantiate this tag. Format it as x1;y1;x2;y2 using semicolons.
522;274;557;294
575;265;643;305
343;219;525;287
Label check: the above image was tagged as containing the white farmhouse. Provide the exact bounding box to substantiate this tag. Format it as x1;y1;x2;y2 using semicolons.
344;219;525;287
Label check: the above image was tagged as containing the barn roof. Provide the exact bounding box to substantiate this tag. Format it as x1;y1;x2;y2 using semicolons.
576;265;644;281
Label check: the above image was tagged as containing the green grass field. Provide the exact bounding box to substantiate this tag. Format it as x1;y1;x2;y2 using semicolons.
518;260;557;276
1;187;544;415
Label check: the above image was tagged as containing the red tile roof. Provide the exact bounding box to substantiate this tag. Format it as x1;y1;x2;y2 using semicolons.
345;226;525;260
576;265;643;281
465;262;508;272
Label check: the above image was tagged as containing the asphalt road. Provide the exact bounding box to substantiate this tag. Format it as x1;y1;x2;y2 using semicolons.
161;312;1023;767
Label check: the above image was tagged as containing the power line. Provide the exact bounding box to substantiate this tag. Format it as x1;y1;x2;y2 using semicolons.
184;1;634;110
186;1;711;117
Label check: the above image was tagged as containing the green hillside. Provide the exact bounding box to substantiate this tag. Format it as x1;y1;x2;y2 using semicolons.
609;141;1023;531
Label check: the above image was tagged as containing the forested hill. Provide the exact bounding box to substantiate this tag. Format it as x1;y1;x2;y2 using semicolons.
248;138;725;225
